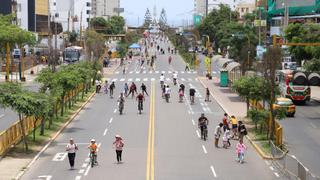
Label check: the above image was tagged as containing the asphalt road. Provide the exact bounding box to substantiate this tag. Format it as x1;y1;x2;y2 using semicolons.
20;40;279;180
280;99;320;176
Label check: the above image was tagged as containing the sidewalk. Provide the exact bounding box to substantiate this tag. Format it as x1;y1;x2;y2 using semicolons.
0;59;120;180
0;64;47;83
198;76;247;117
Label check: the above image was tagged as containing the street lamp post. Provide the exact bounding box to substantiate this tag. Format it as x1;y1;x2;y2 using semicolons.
202;34;212;78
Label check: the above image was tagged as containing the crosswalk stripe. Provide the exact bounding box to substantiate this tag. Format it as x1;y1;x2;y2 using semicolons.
181;78;186;81
136;78;141;82
128;78;133;82
112;78;118;82
161;71;166;74
115;71;120;74
166;78;171;82
143;78;148;81
129;71;133;74
135;71;140;74
168;71;172;74
187;71;191;74
188;78;193;82
120;78;125;82
212;71;217;74
149;71;153;74
180;71;185;74
192;71;197;74
155;71;159;74
143;71;146;74
151;78;155;81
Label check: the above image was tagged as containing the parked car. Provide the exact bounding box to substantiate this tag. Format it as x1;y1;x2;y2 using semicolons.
273;97;296;117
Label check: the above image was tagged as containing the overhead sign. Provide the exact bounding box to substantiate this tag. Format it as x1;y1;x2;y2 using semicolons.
254;20;267;27
193;15;202;26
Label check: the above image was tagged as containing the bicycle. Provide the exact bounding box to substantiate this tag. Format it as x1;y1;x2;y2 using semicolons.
138;101;143;114
89;152;98;167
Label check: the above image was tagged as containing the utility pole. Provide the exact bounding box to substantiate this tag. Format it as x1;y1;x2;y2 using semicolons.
205;0;208;17
54;15;57;72
68;11;70;33
258;8;262;45
48;0;52;70
80;11;83;47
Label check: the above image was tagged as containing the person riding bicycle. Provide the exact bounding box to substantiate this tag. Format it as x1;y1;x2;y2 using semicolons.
88;139;98;164
109;82;115;98
198;113;209;141
160;74;165;88
118;93;125;114
189;88;196;104
136;92;145;111
180;83;185;93
172;72;178;85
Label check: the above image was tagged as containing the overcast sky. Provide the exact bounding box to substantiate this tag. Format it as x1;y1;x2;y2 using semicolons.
120;0;194;27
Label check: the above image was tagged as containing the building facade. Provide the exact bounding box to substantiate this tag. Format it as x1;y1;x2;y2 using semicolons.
236;2;255;20
91;0;120;18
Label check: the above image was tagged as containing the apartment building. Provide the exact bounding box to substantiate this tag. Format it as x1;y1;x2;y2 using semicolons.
91;0;120;19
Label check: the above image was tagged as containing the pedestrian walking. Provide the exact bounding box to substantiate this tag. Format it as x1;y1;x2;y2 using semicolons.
141;83;149;96
66;138;78;169
103;80;109;94
238;121;247;142
222;128;231;149
113;135;124;163
127;82;137;98
222;113;229;132
185;63;190;71
214;123;223;148
230;115;238;139
236;139;246;163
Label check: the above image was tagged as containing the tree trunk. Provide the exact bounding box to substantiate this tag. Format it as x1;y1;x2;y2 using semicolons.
33;118;38;141
61;95;65;116
19;113;28;152
246;98;249;116
40;116;45;135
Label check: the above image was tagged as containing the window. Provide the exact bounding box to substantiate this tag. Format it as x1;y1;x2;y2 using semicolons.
241;8;244;12
53;2;56;6
86;18;90;22
86;10;90;14
87;2;91;6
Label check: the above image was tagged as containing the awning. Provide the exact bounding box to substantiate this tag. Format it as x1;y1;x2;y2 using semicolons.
225;62;240;72
217;58;233;69
129;43;141;49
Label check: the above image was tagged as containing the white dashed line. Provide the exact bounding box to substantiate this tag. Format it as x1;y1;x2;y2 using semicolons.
202;145;208;154
103;128;108;136
112;78;117;82
191;119;195;125
274;172;280;177
143;78;148;81
136;78;141;82
128;78;133;82
269;166;274;171
84;163;91;176
129;71;133;74
181;78;186;81
75;175;82;180
109;117;113;123
78;169;85;174
82;163;88;168
196;130;201;138
120;78;125;82
151;78;155;81
115;71;120;74
155;71;159;74
210;166;217;178
113;109;117;113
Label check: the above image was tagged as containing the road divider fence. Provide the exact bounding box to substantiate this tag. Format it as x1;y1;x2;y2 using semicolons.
0;84;85;156
271;141;320;180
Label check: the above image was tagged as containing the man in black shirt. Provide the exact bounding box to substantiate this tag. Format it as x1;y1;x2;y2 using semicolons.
189;88;196;104
140;83;149;96
198;113;209;141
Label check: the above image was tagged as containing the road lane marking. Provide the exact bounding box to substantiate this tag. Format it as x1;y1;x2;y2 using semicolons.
52;152;67;161
181;78;186;81
103;128;108;136
113;109;117;113
82;163;88;168
269;166;274;171
146;81;155;180
112;78;117;82
129;71;133;74
85;158;90;162
274;172;280;177
38;175;52;180
191;119;195;125
115;71;120;74
120;78;125;82
310;122;317;129
155;71;159;74
143;78;148;81
202;145;208;154
79;169;85;174
196;130;201;138
136;78;141;82
151;78;155;81
128;78;133;82
84;163;91;176
210;166;217;178
75;176;82;180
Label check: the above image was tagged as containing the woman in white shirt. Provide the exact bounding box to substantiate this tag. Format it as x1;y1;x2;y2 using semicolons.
66;138;78;169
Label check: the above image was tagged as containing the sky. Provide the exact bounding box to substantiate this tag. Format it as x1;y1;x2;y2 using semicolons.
120;0;194;27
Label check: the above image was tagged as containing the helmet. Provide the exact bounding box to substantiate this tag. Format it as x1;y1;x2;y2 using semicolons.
90;139;95;142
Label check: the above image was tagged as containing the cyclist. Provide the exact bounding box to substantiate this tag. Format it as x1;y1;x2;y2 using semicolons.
88;139;98;165
179;83;185;94
189;87;196;104
109;82;115;98
198;113;209;141
160;74;165;89
140;83;149;96
168;55;172;65
172;71;178;85
136;92;145;114
164;85;171;103
127;82;137;98
118;93;125;115
178;88;184;103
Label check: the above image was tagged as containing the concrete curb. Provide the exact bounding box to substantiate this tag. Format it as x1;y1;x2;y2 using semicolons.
198;77;274;160
15;92;96;180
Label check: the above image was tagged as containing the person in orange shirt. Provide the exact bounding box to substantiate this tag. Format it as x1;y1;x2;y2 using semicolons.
88;139;98;165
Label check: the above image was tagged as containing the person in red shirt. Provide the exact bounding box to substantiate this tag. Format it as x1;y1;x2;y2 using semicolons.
136;92;145;114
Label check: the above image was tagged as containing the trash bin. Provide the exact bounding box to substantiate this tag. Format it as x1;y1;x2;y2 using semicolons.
220;69;228;87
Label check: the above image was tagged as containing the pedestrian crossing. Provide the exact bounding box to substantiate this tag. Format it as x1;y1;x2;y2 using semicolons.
108;77;199;83
114;70;198;75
